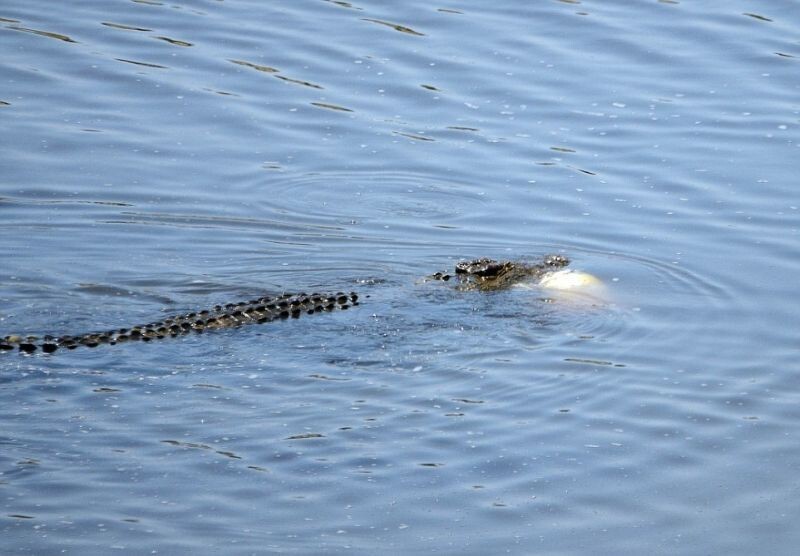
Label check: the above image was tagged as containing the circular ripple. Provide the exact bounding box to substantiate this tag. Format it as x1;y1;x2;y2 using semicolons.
359;245;741;379
257;170;490;222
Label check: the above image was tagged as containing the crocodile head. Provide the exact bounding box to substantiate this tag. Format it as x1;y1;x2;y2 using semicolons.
431;254;571;291
455;258;514;278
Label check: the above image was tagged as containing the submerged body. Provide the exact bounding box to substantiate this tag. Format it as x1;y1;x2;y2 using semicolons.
1;254;601;355
1;292;358;355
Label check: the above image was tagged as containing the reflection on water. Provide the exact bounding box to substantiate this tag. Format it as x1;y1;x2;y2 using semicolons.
2;0;799;554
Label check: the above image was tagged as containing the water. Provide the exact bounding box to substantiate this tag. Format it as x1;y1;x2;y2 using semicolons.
1;1;798;553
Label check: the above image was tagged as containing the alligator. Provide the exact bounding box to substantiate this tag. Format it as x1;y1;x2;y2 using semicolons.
427;253;570;291
1;254;574;355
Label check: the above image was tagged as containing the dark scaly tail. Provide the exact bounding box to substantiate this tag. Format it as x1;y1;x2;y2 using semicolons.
0;291;359;355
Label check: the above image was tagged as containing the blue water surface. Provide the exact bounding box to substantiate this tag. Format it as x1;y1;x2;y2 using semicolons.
1;1;799;554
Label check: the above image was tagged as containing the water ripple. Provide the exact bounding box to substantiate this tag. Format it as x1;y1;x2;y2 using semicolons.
2;0;799;553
